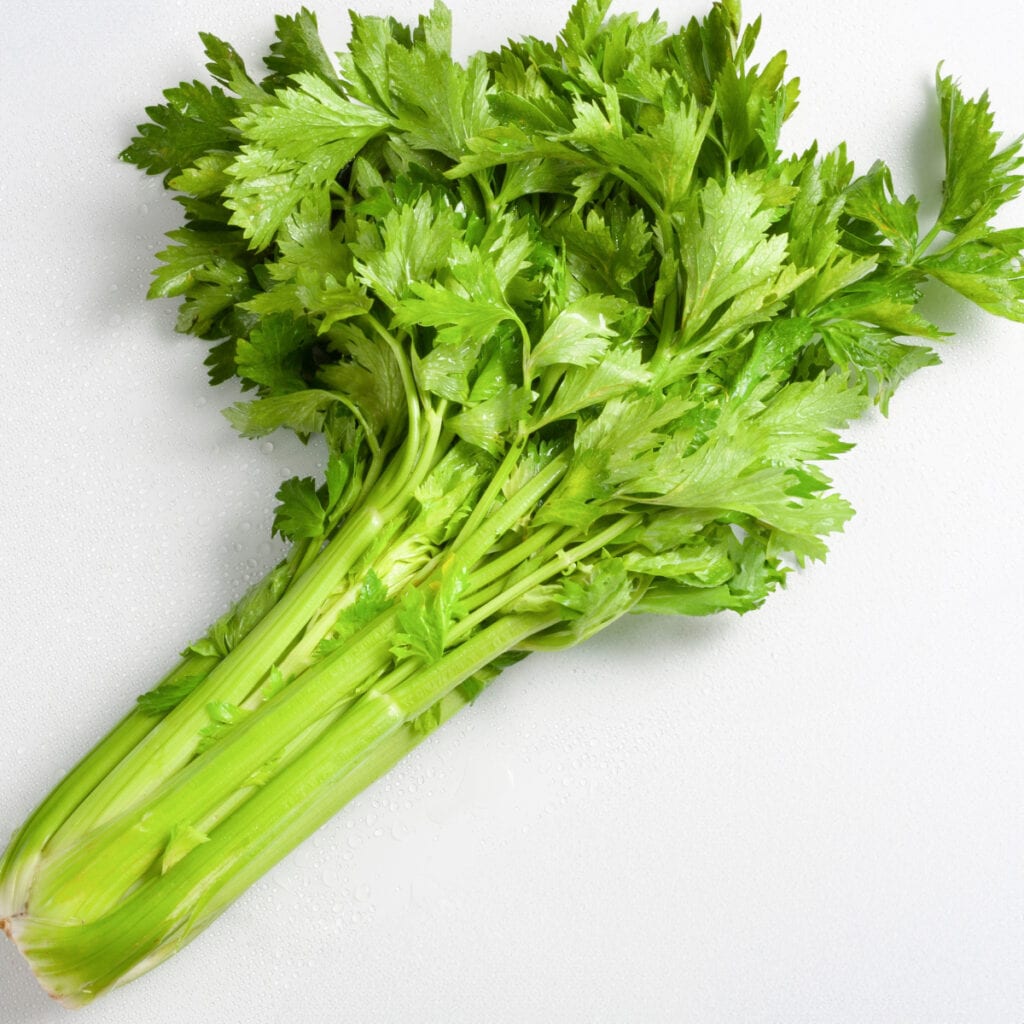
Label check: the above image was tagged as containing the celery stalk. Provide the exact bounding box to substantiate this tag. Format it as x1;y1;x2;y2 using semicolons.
4;612;555;1006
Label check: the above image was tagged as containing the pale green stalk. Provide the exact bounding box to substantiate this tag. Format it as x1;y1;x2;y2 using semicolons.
6;610;558;1007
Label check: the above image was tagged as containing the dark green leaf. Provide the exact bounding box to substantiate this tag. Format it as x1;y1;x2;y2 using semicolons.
121;80;240;179
273;476;325;540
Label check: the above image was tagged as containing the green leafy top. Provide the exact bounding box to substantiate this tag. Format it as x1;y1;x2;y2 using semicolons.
123;0;1024;631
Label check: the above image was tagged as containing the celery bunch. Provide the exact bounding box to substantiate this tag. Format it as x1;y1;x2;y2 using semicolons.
3;0;1023;1006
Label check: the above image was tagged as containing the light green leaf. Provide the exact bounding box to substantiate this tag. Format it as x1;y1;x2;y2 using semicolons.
225;74;390;248
678;174;795;344
921;238;1024;323
936;69;1024;233
530;295;627;372
554;559;637;643
448;387;530;455
844;161;920;262
223;388;342;439
318;329;406;435
537;345;649;426
353;193;461;309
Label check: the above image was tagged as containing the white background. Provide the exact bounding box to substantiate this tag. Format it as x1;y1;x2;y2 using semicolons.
2;2;1023;1021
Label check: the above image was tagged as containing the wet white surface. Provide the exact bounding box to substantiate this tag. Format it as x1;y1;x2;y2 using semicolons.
2;2;1023;1021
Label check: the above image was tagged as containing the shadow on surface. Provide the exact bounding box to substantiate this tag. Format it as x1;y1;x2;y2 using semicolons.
0;935;63;1023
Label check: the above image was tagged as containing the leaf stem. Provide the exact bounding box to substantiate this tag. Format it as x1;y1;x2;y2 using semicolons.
451;513;641;640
